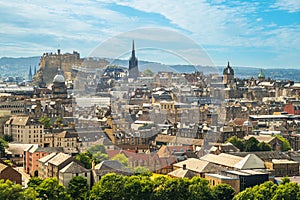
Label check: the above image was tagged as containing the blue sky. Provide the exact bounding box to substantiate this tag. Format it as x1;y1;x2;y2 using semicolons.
0;0;299;68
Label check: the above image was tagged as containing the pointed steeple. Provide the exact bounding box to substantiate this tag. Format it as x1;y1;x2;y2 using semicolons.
28;65;32;81
128;40;139;79
131;40;135;58
34;65;37;75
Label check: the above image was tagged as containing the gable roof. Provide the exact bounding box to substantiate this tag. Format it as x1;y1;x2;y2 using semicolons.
244;135;275;143
200;153;243;168
168;168;195;178
6;116;29;126
95;160;126;171
38;152;57;164
173;158;224;173
234;154;265;169
48;152;72;166
60;161;90;173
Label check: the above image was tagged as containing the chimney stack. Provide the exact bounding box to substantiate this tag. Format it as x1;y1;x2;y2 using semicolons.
183;164;187;170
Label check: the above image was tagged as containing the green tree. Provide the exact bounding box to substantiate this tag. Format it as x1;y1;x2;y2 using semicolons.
0;138;8;158
275;135;291;151
90;173;125;200
28;177;43;188
134;166;151;176
212;184;235;200
54;117;63;127
280;176;291;185
122;176;154;200
154;177;191;200
272;182;300;200
143;69;154;77
67;176;89;200
88;144;106;155
226;136;244;151
244;137;259;152
0;179;23;199
21;187;39;200
257;142;272;151
188;177;213;200
87;144;109;164
112;153;129;167
253;181;277;200
39;116;51;129
75;152;93;169
36;177;71;200
233;187;255;200
2;134;12;142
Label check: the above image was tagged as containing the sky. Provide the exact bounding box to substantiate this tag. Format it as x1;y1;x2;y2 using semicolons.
0;0;300;68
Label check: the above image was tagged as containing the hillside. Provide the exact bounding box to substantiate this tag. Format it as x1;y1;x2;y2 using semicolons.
1;56;300;82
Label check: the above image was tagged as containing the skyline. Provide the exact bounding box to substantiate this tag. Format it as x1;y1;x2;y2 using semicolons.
0;0;300;68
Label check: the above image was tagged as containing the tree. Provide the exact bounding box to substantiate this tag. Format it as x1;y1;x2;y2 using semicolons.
75;152;93;169
134;166;151;176
111;153;129;167
188;177;214;200
67;176;89;200
244;137;259;152
143;69;154;77
257;142;272;151
54;117;63;127
0;138;8;158
21;187;39;200
88;144;106;155
90;173;125;200
212;184;235;200
87;144;109;164
2;134;12;142
273;182;300;200
122;176;154;200
226;136;244;151
0;179;23;199
275;135;291;151
36;177;71;200
233;187;255;200
39;116;51;129
28;177;43;188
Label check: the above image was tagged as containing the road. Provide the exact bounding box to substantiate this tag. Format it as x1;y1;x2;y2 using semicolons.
15;167;31;188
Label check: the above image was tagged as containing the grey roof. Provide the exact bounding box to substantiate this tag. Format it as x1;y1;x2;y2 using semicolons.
60;161;90;173
95;160;126;170
48;152;71;166
228;151;290;162
38;152;57;164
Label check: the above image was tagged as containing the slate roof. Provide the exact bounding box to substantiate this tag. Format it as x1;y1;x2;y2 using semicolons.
228;151;290;162
60;161;90;173
168;168;195;178
173;158;224;173
48;152;71;166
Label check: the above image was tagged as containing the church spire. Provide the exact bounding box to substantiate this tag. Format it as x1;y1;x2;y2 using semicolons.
132;40;135;58
28;65;32;81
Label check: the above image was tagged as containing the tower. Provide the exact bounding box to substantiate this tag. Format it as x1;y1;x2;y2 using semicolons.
223;61;234;85
128;40;139;80
258;69;265;82
28;65;32;81
52;53;67;99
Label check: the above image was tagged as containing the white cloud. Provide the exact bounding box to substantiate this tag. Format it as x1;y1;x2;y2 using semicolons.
272;0;300;13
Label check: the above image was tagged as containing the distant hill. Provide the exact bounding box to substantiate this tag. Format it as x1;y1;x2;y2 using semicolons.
0;56;40;78
1;56;300;82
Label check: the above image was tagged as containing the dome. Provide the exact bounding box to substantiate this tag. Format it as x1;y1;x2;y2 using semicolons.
258;69;265;79
53;69;65;83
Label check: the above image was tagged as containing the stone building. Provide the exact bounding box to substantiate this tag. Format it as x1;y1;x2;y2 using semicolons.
4;115;44;144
